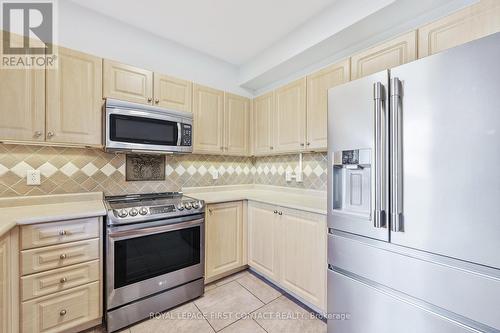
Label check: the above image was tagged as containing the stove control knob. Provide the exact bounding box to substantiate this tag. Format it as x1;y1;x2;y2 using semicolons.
176;203;184;211
129;208;138;217
192;201;200;209
117;209;128;218
139;207;149;215
184;202;193;210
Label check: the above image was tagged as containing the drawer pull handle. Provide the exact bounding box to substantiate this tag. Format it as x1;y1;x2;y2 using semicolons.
59;230;67;236
60;277;67;283
59;254;67;260
60;309;67;316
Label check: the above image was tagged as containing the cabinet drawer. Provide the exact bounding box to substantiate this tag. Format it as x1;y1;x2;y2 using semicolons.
21;260;100;301
21;218;100;250
21;239;99;276
22;281;100;333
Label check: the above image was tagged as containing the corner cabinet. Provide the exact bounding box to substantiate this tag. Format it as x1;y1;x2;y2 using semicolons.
224;93;250;155
46;47;103;146
193;84;224;154
306;59;350;150
253;92;275;155
350;30;417;80
205;201;245;282
273;78;307;153
247;201;327;311
418;0;500;58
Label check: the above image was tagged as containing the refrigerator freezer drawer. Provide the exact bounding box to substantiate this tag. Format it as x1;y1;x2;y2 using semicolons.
328;232;500;330
328;269;479;333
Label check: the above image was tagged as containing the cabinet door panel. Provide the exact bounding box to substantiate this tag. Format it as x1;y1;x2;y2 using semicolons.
224;93;250;156
274;78;307;153
418;0;500;58
0;233;10;333
306;60;350;150
46;47;102;146
153;74;192;112
193;84;224;154
206;202;244;279
253;92;274;155
351;31;416;80
103;59;153;105
247;202;279;281
0;32;45;142
280;208;326;310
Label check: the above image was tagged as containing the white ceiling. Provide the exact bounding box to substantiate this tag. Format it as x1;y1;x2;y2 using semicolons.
68;0;338;65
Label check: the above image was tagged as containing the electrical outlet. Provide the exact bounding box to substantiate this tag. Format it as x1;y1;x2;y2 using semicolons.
27;170;41;185
285;170;293;182
212;170;219;180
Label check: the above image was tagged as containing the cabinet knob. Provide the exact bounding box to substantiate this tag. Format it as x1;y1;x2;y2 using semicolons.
300;143;305;147
60;277;67;283
155;99;159;104
270;146;274;150
47;131;54;138
306;142;311;146
34;131;42;137
147;97;152;103
208;208;213;214
278;211;283;215
273;210;278;214
59;253;67;260
59;230;67;236
60;309;67;316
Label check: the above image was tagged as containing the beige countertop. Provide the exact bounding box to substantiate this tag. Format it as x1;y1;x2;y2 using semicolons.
0;192;106;237
183;184;327;215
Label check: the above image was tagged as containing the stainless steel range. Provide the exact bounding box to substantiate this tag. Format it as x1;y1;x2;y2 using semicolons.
104;192;205;332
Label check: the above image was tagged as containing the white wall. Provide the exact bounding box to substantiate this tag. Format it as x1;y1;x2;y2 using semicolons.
57;1;252;97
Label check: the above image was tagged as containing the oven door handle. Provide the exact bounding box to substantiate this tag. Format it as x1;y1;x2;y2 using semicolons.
108;218;204;239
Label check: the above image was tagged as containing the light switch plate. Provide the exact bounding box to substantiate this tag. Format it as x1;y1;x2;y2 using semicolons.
27;169;41;185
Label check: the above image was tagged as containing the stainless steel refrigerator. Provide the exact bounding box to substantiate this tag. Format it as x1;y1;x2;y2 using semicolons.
327;32;500;333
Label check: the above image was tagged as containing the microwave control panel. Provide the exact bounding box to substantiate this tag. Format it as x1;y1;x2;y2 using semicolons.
181;124;192;146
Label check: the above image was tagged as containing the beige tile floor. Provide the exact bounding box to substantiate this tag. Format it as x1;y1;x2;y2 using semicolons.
93;269;326;333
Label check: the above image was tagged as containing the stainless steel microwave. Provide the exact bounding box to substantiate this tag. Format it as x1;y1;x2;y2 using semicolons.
104;99;192;154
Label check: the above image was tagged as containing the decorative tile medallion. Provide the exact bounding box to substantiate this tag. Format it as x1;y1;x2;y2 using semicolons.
126;155;165;181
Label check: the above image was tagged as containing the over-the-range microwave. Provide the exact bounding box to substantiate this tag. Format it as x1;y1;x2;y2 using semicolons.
104;98;192;154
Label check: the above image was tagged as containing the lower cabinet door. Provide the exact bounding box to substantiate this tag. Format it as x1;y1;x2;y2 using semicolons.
280;208;327;311
22;281;100;333
205;201;244;280
247;202;280;282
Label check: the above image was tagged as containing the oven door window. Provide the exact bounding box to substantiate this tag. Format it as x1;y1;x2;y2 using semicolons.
114;226;200;288
109;114;178;146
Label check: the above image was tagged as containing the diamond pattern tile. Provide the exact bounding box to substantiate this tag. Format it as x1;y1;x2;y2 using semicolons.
0;143;325;197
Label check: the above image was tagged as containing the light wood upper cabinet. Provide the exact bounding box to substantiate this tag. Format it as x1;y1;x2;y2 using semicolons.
46;47;102;146
247;202;280;281
280;207;327;311
274;78;307;153
224;93;250;155
153;74;192;112
205;201;244;281
418;0;500;58
193;84;224;154
306;59;350;150
0;34;45;141
103;59;153;105
351;31;417;80
253;92;274;155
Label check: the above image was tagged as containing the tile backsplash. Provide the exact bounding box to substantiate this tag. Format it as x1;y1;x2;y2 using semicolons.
0;144;327;197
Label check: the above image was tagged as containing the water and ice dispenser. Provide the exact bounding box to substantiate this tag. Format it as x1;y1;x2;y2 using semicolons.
332;149;371;219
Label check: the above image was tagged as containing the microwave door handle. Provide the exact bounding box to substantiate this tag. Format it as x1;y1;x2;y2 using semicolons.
177;123;182;146
373;82;386;228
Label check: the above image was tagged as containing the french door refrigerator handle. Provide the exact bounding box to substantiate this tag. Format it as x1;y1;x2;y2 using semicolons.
373;82;386;228
390;77;403;232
